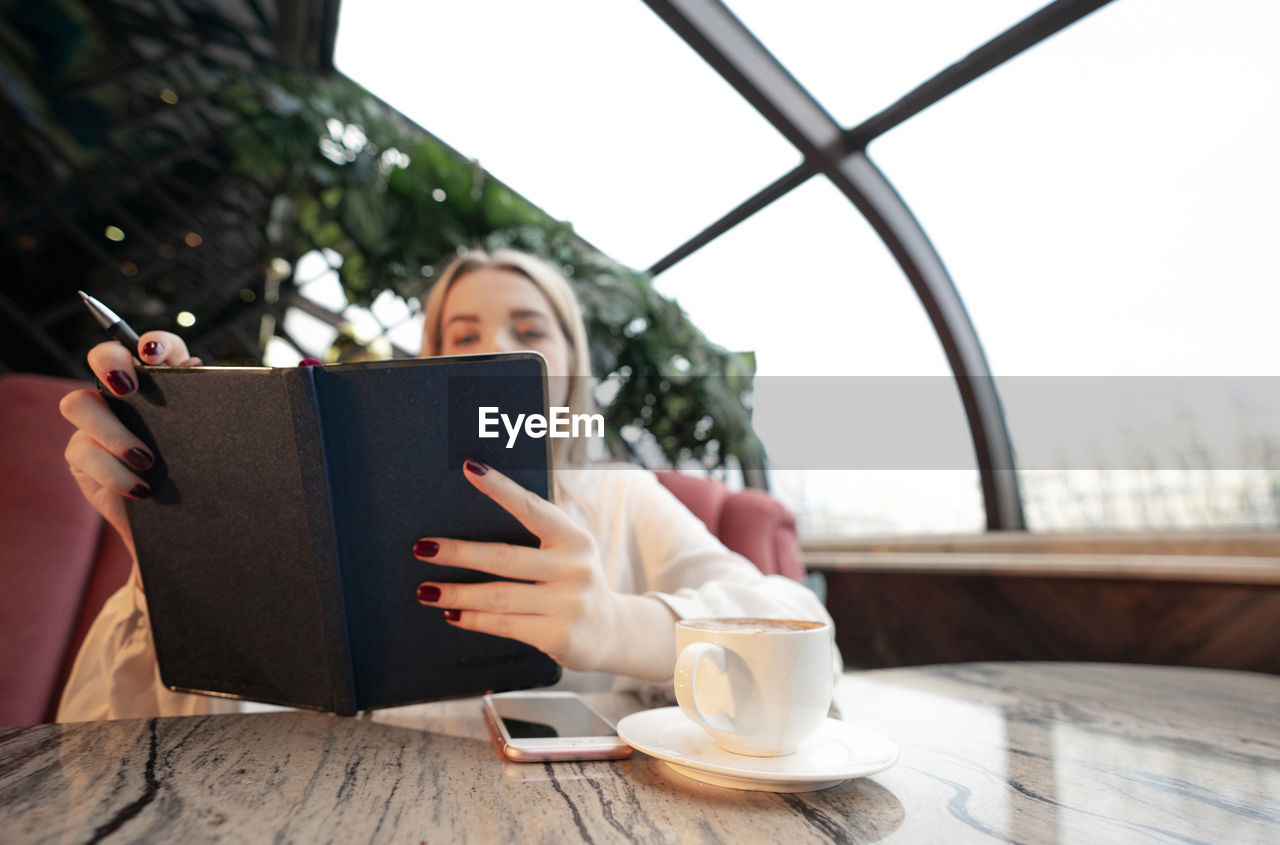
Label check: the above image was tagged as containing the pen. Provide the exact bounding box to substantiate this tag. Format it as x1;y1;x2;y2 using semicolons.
79;290;141;349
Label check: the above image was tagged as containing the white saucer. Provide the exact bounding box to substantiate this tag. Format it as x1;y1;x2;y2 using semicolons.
616;707;898;792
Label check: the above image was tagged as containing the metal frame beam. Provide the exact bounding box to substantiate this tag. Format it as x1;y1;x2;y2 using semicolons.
642;0;1098;529
648;164;812;277
845;0;1115;149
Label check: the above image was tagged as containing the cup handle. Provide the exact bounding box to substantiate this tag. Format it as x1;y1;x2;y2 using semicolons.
674;642;735;734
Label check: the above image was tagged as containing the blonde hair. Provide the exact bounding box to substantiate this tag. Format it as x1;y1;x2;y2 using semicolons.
421;248;594;465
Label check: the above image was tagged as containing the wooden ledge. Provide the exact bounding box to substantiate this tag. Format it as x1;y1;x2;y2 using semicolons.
803;550;1280;585
801;531;1280;584
802;531;1280;556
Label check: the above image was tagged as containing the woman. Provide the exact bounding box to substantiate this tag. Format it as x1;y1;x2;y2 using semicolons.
58;249;833;720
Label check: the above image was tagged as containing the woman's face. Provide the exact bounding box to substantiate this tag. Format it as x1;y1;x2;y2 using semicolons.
435;266;574;404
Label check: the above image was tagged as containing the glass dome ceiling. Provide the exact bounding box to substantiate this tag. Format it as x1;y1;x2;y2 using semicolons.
2;0;1275;536
334;0;1280;536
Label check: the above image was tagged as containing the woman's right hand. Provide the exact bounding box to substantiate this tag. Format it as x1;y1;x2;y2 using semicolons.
59;331;201;555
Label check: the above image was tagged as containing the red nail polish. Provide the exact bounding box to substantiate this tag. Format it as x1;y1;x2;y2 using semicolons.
464;458;489;476
299;357;323;367
417;584;441;603
105;370;136;396
142;341;165;359
414;539;439;558
124;447;154;471
442;609;461;622
128;484;151;499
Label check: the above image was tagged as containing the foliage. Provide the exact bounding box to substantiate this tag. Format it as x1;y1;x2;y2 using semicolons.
219;69;763;471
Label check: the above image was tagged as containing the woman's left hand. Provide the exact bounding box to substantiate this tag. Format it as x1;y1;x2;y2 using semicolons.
412;458;625;673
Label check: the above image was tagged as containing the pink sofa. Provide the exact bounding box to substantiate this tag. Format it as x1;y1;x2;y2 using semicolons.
0;372;804;726
654;470;804;581
0;373;133;726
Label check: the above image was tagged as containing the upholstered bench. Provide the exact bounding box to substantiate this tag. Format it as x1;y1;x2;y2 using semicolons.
0;372;805;725
0;373;132;726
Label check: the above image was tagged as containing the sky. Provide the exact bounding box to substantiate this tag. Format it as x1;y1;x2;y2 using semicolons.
327;0;1280;534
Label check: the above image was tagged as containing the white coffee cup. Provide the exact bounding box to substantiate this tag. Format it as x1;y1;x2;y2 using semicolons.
673;617;833;757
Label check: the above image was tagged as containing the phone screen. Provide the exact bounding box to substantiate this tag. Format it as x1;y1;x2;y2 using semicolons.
490;695;617;739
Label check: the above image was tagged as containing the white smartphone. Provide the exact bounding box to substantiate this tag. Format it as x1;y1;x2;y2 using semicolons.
481;691;634;762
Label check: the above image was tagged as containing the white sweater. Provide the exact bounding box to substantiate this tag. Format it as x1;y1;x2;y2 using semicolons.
58;465;834;721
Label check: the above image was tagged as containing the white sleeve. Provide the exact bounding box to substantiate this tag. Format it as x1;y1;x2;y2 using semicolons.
56;564;238;722
600;469;839;701
624;470;833;626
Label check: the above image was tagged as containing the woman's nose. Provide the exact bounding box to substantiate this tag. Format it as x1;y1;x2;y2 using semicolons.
487;330;523;353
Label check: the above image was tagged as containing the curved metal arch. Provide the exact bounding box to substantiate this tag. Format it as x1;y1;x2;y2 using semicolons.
832;151;1023;529
643;0;1078;528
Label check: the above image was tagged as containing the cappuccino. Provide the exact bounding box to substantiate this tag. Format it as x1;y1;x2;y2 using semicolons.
674;616;833;757
681;618;823;634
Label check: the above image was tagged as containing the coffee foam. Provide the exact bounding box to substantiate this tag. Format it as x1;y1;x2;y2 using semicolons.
680;617;824;634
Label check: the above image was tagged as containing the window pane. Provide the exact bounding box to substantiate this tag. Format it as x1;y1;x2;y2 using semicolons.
655;176;983;536
334;0;800;271
282;308;338;358
873;0;1280;530
726;0;1046;127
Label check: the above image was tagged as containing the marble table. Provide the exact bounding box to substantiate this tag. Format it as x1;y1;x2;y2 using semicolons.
1;663;1277;843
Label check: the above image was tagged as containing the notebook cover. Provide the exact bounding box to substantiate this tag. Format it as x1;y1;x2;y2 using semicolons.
112;366;342;711
110;353;561;714
308;354;561;710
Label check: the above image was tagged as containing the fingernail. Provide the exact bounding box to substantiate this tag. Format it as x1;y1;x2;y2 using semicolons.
417;584;441;603
442;609;461;622
105;370;136;396
299;357;323;367
464;457;489;476
128;484;151;500
414;539;439;558
141;341;165;359
124;447;154;471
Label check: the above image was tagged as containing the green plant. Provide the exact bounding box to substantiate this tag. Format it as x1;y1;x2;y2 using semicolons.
222;69;763;472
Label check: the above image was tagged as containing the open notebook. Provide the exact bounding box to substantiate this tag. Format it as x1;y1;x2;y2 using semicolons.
107;353;561;715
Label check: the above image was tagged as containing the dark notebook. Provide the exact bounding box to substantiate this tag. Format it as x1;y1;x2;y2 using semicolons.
106;353;562;715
